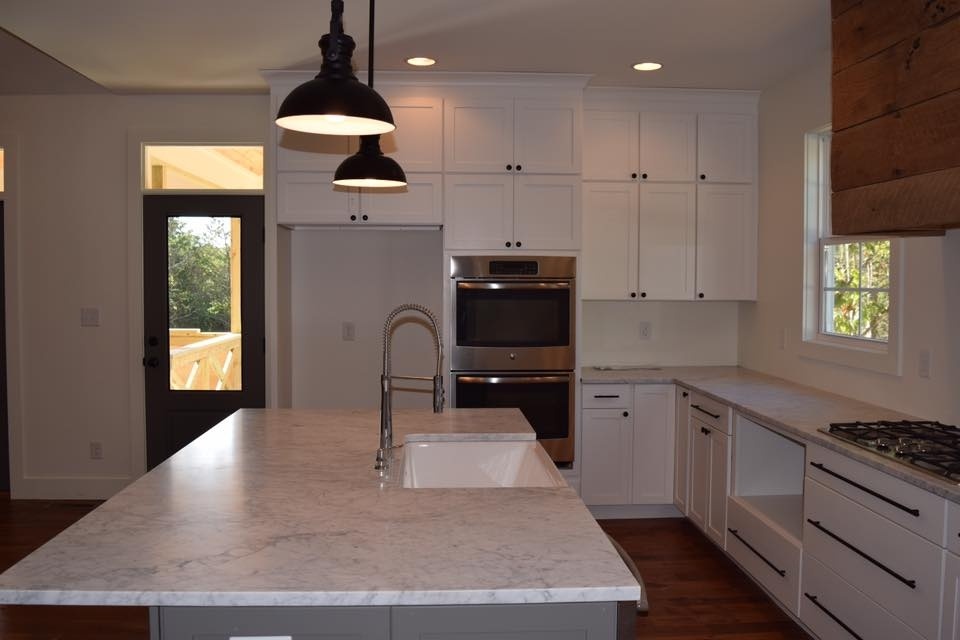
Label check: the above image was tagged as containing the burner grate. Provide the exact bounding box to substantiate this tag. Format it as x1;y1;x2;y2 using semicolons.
827;420;960;483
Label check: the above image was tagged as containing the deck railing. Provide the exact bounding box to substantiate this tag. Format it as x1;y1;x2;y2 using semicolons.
169;329;241;390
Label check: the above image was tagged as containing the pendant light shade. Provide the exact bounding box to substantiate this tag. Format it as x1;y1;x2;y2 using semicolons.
333;135;407;187
275;1;395;136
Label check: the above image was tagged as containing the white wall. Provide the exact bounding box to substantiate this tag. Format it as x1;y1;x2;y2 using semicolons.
739;49;960;424
0;93;268;498
289;229;444;409
581;300;739;366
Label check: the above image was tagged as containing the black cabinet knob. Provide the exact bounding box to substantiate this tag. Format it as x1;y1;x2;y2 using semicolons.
362;214;368;221
350;214;357;221
631;172;638;179
700;174;707;180
682;391;689;398
623;411;629;418
698;292;705;299
506;164;513;171
641;173;648;179
630;292;637;298
516;164;522;171
505;241;512;248
640;292;647;298
515;241;522;247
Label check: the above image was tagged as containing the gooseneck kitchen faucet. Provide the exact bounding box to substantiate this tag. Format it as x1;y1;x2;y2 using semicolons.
376;304;444;471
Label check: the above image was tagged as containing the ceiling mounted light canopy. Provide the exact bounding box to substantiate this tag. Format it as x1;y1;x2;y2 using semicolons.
333;0;406;187
275;0;395;136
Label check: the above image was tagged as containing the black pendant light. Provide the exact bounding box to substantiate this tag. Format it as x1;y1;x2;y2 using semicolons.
276;0;395;136
333;0;406;187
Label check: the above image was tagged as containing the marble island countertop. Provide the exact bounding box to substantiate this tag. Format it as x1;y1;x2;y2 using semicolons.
582;365;960;501
0;408;641;607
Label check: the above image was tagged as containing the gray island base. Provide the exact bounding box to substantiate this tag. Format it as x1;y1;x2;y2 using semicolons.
0;409;641;639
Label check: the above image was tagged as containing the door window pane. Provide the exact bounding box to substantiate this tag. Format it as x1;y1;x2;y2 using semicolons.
168;216;242;390
145;145;263;190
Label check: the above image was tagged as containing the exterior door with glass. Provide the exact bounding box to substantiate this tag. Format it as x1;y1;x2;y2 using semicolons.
143;195;265;469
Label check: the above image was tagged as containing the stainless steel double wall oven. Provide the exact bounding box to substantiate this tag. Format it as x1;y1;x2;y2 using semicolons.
450;256;576;464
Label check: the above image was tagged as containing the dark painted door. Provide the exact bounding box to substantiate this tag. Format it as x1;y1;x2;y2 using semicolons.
143;195;265;469
0;201;8;492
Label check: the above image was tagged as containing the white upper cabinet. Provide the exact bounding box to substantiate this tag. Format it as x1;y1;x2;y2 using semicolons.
356;174;443;226
445;95;580;174
377;96;444;172
582;110;638;181
514;175;581;251
637;183;697;300
443;174;515;249
276;128;355;173
697;113;756;184
581;183;638;300
696;184;757;300
639;112;697;182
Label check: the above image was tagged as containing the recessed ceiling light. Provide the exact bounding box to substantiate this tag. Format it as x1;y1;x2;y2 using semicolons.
406;57;436;67
633;62;663;72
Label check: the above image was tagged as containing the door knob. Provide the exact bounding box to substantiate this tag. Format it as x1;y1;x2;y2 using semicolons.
144;356;160;368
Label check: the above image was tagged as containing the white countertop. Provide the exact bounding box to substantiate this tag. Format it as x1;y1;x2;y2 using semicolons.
582;366;960;502
0;408;641;607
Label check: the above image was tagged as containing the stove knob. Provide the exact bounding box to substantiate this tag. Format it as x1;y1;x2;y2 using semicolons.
509;353;517;360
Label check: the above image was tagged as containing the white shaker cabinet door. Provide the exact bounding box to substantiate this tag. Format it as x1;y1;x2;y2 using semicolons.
639;112;697;182
583;110;638;181
706;428;730;548
273;95;356;172
696;184;757;300
943;551;960;640
277;172;357;225
444;97;515;173
689;420;710;531
443;174;514;250
637;183;696;300
581;409;634;506
581;182;638;300
674;388;691;514
514;99;581;174
632;385;676;504
378;96;444;172
514;175;581;251
697;113;756;184
359;174;442;226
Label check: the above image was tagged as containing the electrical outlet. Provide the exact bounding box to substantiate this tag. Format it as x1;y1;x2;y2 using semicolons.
918;349;931;379
341;321;356;342
638;322;652;340
89;441;103;460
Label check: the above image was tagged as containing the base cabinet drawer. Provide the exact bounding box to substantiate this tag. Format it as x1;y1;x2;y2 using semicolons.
804;478;944;640
726;497;800;614
800;555;925;640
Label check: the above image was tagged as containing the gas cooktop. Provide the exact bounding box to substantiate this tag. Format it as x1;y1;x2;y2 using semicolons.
824;420;960;484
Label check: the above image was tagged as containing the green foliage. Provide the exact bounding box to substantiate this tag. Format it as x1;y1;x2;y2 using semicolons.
168;218;231;332
825;240;890;341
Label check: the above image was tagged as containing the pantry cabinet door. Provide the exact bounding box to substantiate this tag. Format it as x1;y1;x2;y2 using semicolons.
637;183;696;300
581;182;638;300
632;385;676;504
514;175;581;251
639;112;697;182
378;96;443;172
697;113;756;184
277;172;357;225
444;97;515;173
583;110;638;181
581;409;634;505
443;174;514;250
696;184;757;300
515;99;581;174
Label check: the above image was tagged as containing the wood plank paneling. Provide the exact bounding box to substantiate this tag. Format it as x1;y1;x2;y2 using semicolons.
833;15;960;131
832;0;861;19
833;0;960;73
832;88;960;190
832;166;959;234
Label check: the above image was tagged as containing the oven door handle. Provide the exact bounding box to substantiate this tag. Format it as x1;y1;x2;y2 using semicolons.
457;375;571;385
456;281;571;290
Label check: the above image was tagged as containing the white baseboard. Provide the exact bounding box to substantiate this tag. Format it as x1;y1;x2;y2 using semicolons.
589;504;683;519
11;476;133;500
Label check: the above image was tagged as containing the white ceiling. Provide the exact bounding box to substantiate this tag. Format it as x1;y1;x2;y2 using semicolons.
0;0;830;94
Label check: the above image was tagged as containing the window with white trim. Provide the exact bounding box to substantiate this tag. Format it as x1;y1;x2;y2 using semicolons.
801;127;902;374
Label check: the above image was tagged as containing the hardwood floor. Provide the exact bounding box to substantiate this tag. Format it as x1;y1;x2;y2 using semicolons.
0;494;810;639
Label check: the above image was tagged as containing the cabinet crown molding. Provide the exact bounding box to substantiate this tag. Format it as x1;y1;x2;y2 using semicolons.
262;70;592;90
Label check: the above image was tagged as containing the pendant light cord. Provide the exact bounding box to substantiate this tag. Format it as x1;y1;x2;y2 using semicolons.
368;0;375;88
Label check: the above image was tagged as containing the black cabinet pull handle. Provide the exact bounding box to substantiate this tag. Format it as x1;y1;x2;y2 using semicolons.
350;214;357;221
516;164;522;171
640;292;647;298
806;519;916;589
505;241;512;248
362;214;368;221
593;394;620;399
803;593;864;640
623;411;629;418
698;292;705;298
641;173;648;179
728;528;786;577
682;391;688;398
700;427;711;435
691;404;721;419
515;241;522;247
506;164;512;171
809;462;919;517
630;292;637;298
700;173;707;180
631;172;638;179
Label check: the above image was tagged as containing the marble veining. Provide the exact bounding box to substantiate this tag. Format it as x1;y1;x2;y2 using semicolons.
0;408;640;607
583;366;960;501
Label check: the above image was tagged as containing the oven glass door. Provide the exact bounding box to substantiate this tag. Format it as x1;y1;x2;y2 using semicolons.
455;282;571;348
454;373;574;462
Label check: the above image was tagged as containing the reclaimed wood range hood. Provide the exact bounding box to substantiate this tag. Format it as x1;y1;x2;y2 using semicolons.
831;0;960;235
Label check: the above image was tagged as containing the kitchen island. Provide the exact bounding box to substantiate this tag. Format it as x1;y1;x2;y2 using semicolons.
0;408;641;639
